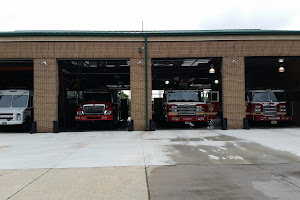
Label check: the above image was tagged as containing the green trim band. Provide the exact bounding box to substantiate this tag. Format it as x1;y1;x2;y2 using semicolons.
1;29;300;37
145;35;148;131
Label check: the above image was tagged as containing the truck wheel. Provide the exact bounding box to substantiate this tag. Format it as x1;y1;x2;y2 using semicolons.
23;117;32;132
76;122;84;130
107;121;115;129
248;120;254;127
194;122;208;128
118;111;121;121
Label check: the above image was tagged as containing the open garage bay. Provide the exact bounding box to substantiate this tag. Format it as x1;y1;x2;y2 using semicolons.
58;59;131;132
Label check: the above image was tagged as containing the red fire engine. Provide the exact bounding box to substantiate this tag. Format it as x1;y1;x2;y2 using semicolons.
246;89;291;124
163;90;220;127
75;90;120;128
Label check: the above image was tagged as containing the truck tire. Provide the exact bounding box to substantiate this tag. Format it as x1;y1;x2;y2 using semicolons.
76;122;83;130
107;121;115;129
194;122;208;128
22;117;32;132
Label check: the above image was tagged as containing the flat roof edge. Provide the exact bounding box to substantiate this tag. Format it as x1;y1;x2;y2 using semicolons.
1;30;300;37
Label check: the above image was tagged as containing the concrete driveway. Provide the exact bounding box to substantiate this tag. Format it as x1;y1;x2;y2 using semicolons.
0;128;300;199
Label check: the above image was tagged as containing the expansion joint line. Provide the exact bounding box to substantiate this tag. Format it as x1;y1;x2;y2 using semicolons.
254;164;300;189
6;133;100;200
52;132;100;168
6;168;52;200
140;132;147;166
144;166;151;200
140;132;151;200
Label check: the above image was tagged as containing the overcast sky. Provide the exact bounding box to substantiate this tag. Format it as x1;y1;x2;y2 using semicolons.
1;0;300;31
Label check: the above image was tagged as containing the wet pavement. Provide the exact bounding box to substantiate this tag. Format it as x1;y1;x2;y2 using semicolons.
147;163;300;200
0;128;300;199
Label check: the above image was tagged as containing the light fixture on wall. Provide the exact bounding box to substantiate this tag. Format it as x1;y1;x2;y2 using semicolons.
165;80;170;85
138;47;144;52
138;60;143;65
278;58;285;72
214;79;219;84
209;64;215;73
42;61;47;66
278;66;285;72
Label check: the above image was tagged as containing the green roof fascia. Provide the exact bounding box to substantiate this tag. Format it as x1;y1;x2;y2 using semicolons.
1;29;300;37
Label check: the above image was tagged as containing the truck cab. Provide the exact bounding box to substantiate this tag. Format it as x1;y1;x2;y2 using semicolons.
163;90;219;127
0;89;33;130
246;89;291;124
75;90;120;128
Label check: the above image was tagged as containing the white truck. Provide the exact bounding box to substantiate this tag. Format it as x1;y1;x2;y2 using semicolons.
0;90;33;130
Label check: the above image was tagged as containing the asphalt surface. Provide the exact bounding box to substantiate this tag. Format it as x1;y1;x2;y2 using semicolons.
0;128;300;199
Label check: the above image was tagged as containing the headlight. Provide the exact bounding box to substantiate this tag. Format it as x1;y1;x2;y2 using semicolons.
280;105;286;112
17;113;21;120
196;106;203;112
77;111;84;115
104;110;112;115
170;105;177;112
254;105;261;112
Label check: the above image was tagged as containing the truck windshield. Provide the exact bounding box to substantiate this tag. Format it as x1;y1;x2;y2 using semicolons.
0;95;12;107
12;95;28;107
274;92;286;102
168;91;200;102
84;93;112;102
252;92;285;102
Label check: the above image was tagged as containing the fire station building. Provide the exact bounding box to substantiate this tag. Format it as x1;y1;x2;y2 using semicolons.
0;30;299;132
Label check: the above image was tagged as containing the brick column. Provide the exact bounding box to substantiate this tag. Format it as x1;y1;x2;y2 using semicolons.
222;57;245;129
130;58;152;131
34;59;58;132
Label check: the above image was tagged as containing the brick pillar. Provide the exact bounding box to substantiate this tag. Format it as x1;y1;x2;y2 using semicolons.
222;57;245;129
34;59;58;132
130;58;152;131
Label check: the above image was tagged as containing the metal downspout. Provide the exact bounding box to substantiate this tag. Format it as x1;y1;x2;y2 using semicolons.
145;35;148;130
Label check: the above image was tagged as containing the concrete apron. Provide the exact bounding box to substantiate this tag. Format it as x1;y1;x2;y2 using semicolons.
1;129;300;169
1;128;300;200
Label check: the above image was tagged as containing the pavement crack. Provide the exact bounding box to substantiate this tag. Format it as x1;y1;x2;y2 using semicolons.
52;133;99;168
6;168;52;200
254;164;300;190
145;166;151;200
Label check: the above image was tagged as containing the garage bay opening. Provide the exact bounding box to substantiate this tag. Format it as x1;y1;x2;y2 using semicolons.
245;57;300;127
58;59;130;131
151;58;222;130
0;60;34;132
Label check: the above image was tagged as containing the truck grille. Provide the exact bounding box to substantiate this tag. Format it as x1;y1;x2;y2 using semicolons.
263;106;277;116
83;105;105;115
178;105;196;116
0;113;13;119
